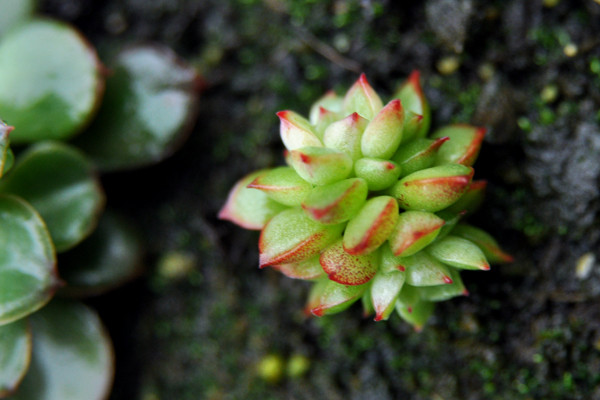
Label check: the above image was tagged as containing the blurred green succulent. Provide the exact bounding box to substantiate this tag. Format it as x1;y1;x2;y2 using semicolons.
0;3;199;399
220;72;512;330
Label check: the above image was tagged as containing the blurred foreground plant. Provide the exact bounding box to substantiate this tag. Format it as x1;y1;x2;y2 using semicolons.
0;4;200;399
220;72;511;330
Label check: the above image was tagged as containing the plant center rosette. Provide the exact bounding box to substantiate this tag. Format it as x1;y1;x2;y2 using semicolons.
219;72;512;330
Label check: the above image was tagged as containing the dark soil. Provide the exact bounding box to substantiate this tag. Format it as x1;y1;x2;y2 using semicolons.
42;1;600;399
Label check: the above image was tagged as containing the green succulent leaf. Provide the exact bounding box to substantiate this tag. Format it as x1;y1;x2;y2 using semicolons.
9;300;114;400
289;146;353;185
343;74;383;120
320;240;379;285
247;166;313;207
417;269;467;302
301;178;368;224
277;110;322;151
271;256;325;281
427;235;490;270
361;99;404;159
452;223;514;264
432;124;486;166
313;107;343;140
354;157;402;191
0;194;58;325
389;210;445;257
218;170;287;230
0;120;13;178
73;45;200;171
309;91;342;125
0;319;31;397
0;141;105;252
392;71;430;141
370;270;405;321
343;196;399;255
399;251;454;286
391;164;473;212
259;208;344;267
322;112;367;161
392;137;449;178
0;19;103;144
395;284;434;331
442;180;487;216
310;279;367;316
0;0;34;38
57;211;144;297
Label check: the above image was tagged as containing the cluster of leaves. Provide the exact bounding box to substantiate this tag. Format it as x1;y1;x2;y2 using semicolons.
220;72;512;330
0;2;199;399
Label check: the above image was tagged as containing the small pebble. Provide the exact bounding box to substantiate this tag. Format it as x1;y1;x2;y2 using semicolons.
575;252;595;279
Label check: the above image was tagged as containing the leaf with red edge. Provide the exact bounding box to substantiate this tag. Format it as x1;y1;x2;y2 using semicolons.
247;166;313;207
343;196;399;255
310;280;367;316
343;74;383;120
289;146;353;186
301;178;368;224
389;210;445;257
399;251;454;286
427;235;490;270
320;240;379;285
218;170;287;230
432;124;486;166
361;99;404;159
314;107;342;140
393;70;430;142
452;224;514;264
391;164;473;212
259;208;344;268
395;285;434;331
417;268;467;302
323;112;367;161
370;270;405;321
354;157;402;191
392;137;449;178
443;180;486;216
277;110;322;151
272;256;325;280
309;91;342;125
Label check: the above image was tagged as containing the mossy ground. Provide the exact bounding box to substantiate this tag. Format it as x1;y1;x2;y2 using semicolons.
42;0;600;399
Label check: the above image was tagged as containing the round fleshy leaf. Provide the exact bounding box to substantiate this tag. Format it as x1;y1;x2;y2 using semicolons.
0;319;31;397
73;45;200;171
57;211;144;297
277;110;322;151
289;146;353;186
271;256;325;281
442;180;487;216
320;240;379;285
0;19;103;144
343;74;383;120
392;71;430;141
0;194;58;325
313;107;343;140
427;235;490;271
247;166;313;207
0;142;105;252
399;252;454;286
432;124;486;166
0;0;34;38
343;196;399;255
391;164;473;212
370;270;405;321
354;157;402;191
218;170;287;230
417;269;467;302
361;99;404;159
451;224;514;264
309;91;342;125
258;208;344;268
392;137;449;178
389;210;445;257
395;287;434;332
323;112;367;161
301;178;368;224
310;279;367;316
9;300;114;400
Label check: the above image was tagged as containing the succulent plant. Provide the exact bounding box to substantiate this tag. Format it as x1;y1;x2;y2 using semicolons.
0;5;199;399
220;72;512;330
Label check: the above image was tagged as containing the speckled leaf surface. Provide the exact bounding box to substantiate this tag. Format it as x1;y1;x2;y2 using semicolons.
73;45;199;171
0;142;105;252
8;300;114;400
0;195;57;325
0;19;103;143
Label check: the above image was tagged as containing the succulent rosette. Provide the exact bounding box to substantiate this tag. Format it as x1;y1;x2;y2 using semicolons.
220;72;512;330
